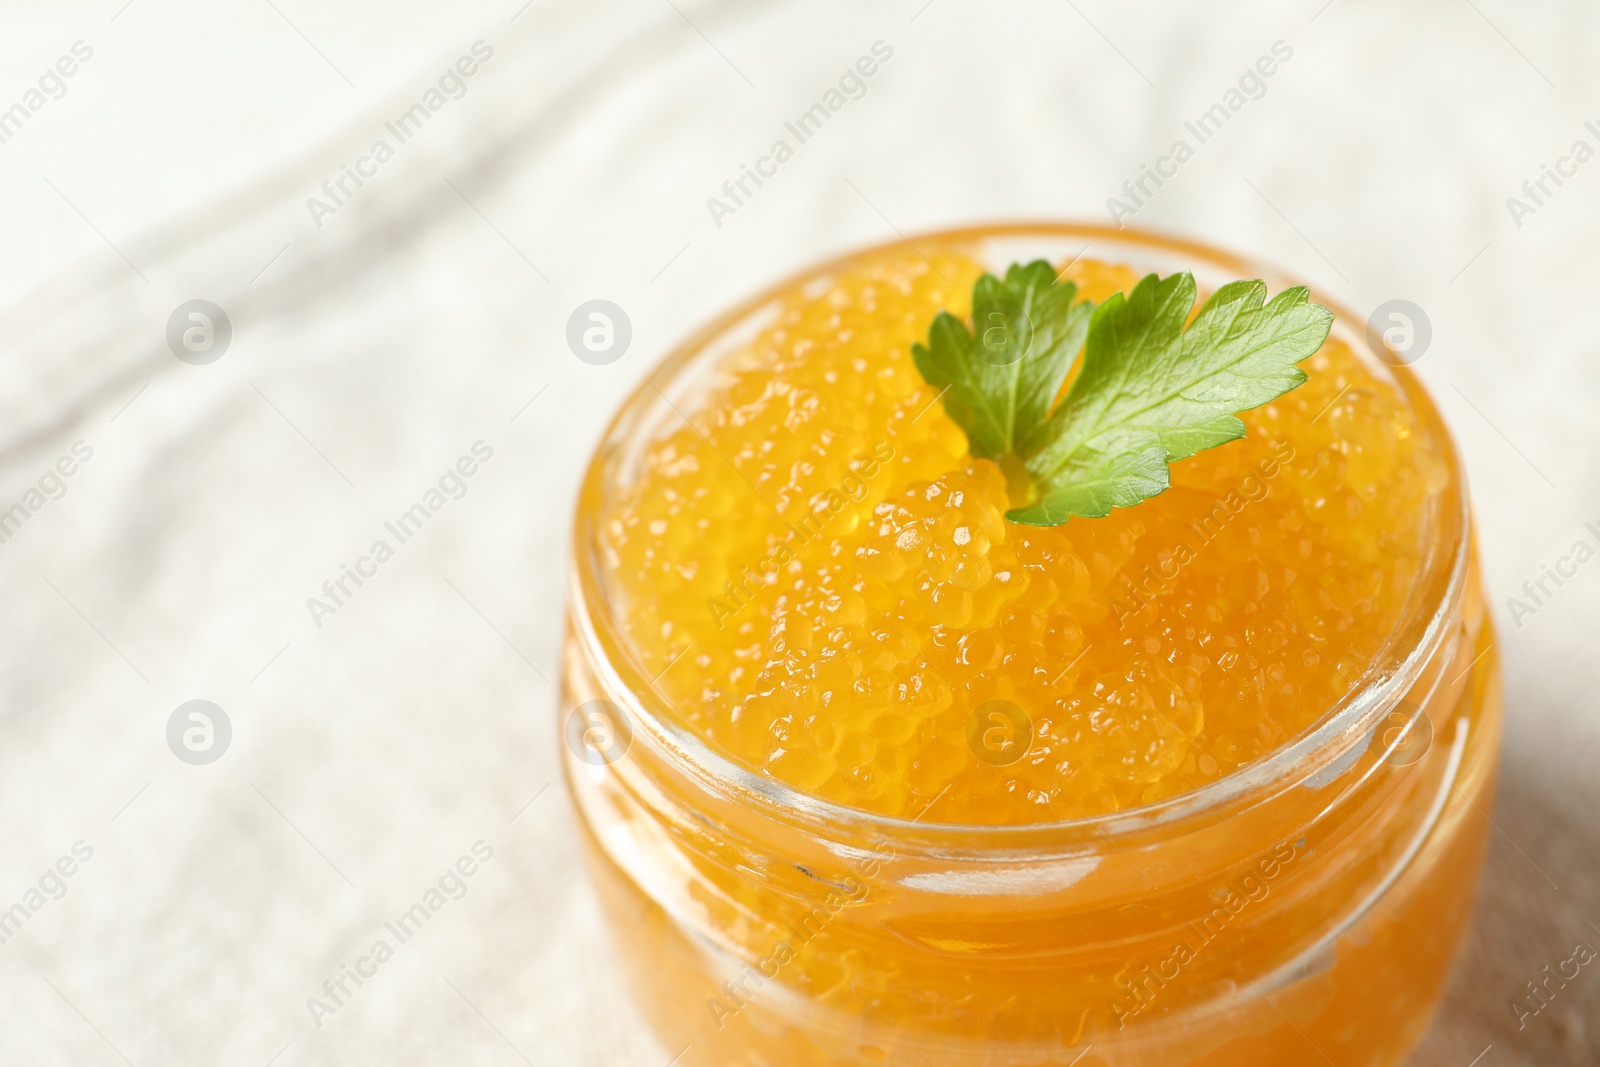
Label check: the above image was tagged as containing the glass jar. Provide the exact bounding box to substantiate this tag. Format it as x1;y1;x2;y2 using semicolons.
561;224;1501;1067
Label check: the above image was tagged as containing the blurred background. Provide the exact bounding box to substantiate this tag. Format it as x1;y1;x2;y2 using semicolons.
0;1;1595;1063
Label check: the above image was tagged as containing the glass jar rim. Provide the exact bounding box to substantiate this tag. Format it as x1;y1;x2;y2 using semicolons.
568;221;1471;851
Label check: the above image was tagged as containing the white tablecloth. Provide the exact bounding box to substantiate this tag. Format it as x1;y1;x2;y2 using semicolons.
0;1;1595;1063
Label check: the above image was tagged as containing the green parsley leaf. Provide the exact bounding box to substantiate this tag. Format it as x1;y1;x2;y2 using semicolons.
911;261;1093;462
914;265;1333;526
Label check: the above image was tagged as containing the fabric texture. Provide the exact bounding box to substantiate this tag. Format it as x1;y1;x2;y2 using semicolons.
0;1;1594;1063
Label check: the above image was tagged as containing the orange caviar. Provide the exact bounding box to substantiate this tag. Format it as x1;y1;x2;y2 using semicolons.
600;246;1448;823
569;227;1500;1067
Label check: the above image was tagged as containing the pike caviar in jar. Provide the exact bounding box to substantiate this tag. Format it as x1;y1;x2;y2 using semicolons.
562;225;1500;1066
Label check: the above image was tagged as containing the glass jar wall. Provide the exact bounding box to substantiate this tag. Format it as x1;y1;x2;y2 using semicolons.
561;225;1501;1067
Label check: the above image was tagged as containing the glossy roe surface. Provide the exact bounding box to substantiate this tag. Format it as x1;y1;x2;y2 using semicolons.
599;246;1447;824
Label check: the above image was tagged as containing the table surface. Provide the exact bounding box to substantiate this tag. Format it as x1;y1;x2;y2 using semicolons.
0;1;1595;1064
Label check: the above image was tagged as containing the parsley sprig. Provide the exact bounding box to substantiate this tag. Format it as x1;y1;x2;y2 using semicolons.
912;261;1333;525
